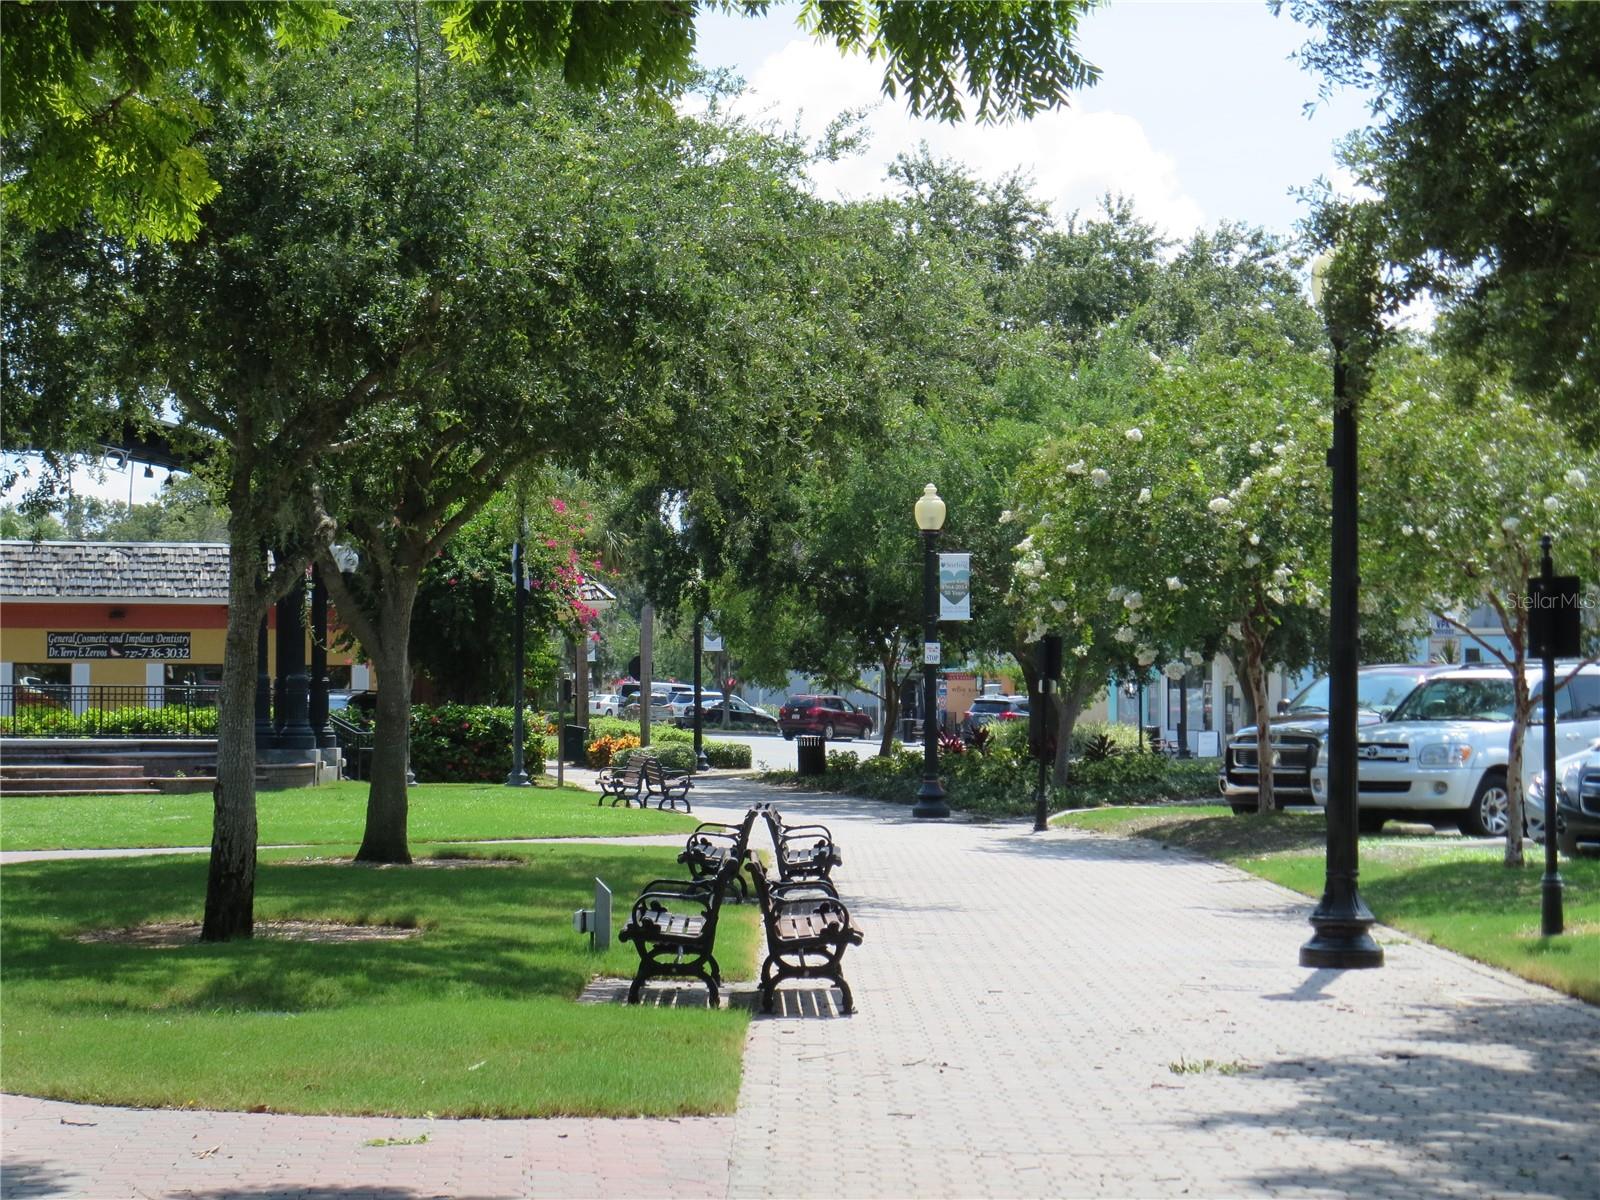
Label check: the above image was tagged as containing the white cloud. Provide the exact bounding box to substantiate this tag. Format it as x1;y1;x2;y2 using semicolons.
724;39;1207;236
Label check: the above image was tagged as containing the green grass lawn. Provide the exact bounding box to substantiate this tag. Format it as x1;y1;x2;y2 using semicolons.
0;780;697;851
1054;805;1600;1004
0;841;759;1117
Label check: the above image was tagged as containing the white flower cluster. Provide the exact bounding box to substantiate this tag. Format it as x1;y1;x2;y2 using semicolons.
1091;468;1110;486
1166;576;1184;591
1137;488;1152;504
1125;428;1143;443
1208;497;1233;515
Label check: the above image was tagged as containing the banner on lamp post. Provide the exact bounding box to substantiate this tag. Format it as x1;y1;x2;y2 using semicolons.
938;553;971;621
703;621;724;652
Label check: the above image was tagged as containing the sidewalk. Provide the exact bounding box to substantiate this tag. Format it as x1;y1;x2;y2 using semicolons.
4;774;1598;1199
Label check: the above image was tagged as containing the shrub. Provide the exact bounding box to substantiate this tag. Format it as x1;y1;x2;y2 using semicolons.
586;734;639;769
613;743;696;773
3;704;220;738
408;704;546;783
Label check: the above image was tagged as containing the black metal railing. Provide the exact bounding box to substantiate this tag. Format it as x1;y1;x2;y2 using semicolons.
0;684;221;738
329;712;374;780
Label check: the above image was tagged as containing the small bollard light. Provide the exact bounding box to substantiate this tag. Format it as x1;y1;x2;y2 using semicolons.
573;878;612;951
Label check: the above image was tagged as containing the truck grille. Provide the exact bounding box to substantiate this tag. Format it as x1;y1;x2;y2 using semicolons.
1224;735;1319;791
1580;768;1600;817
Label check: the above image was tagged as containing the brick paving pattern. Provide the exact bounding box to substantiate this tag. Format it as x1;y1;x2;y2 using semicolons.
4;775;1598;1199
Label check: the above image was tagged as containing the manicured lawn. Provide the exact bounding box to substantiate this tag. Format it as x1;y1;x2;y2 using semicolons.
0;781;697;851
0;842;758;1116
1055;805;1600;1004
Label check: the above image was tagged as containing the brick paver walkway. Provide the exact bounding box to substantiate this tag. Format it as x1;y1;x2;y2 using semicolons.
4;776;1598;1199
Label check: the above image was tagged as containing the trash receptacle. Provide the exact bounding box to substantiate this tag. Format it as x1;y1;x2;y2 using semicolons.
563;723;589;765
796;733;826;776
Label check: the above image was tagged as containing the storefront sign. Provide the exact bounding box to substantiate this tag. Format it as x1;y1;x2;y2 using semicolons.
47;631;191;660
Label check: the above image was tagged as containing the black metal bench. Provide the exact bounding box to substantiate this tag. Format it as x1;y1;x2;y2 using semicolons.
618;816;757;1006
595;755;648;806
678;806;766;901
745;857;863;1014
642;754;694;811
761;808;842;883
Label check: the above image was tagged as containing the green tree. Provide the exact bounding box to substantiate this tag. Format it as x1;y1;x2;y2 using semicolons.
1;0;345;241
5;1;1099;245
1362;347;1600;865
442;0;1100;121
1280;0;1600;444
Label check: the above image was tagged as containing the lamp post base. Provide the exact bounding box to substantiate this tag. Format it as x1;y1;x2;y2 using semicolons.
1541;873;1565;938
504;768;531;788
695;750;710;773
912;779;949;820
1300;897;1383;968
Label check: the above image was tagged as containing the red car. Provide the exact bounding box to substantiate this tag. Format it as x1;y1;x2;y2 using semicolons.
778;694;874;741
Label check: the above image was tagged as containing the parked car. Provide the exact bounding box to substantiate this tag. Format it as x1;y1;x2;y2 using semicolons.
589;692;621;718
328;689;377;715
1308;662;1600;835
1219;664;1448;815
960;695;1029;735
621;690;670;720
1527;737;1600;856
778;694;874;741
677;694;779;733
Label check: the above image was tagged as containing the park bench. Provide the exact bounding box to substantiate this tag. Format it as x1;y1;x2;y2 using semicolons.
595;755;649;806
619;815;758;1006
642;754;694;812
761;808;842;883
678;805;767;901
745;857;863;1014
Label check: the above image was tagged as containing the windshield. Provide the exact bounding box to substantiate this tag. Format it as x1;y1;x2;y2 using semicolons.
1285;670;1428;717
1390;678;1515;722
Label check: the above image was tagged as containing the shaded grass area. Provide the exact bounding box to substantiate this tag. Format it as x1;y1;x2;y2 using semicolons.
0;843;757;1116
1055;805;1600;1004
0;781;696;851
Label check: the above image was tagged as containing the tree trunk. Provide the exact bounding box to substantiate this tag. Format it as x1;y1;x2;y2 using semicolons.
1243;611;1275;815
202;553;265;941
877;650;900;757
1051;676;1088;789
357;591;417;865
1504;685;1530;868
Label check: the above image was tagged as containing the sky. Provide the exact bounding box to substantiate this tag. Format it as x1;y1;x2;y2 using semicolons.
691;0;1373;241
8;1;1376;512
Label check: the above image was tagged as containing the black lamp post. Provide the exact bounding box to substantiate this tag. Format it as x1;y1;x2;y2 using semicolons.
1301;248;1383;969
912;483;949;819
692;610;709;772
505;534;531;788
1536;534;1565;937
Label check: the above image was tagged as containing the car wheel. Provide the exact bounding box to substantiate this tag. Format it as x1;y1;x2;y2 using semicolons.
1461;770;1509;837
1357;808;1389;835
824;722;837;740
1229;804;1254;816
1525;802;1546;843
783;731;794;741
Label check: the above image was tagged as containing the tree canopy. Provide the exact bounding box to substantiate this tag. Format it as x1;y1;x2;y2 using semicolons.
1281;0;1600;444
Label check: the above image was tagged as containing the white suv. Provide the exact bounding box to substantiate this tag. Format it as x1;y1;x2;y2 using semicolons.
1308;662;1600;836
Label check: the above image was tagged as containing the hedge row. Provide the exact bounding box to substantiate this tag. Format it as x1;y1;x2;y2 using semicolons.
2;706;219;738
763;737;1219;819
